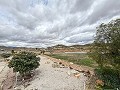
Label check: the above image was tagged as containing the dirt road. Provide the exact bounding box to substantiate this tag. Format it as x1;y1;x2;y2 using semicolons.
0;62;9;89
16;55;87;90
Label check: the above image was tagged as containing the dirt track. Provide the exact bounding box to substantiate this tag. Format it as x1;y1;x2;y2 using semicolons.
16;55;87;90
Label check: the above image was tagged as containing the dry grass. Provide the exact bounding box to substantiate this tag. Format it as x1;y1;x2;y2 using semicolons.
46;53;97;68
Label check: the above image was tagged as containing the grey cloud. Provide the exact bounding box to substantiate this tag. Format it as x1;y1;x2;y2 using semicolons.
66;32;94;43
70;0;95;13
87;0;120;24
0;0;120;47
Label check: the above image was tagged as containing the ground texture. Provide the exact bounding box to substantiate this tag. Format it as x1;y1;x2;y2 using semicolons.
16;55;87;90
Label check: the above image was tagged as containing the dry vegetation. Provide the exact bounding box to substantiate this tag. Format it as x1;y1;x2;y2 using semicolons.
46;53;97;68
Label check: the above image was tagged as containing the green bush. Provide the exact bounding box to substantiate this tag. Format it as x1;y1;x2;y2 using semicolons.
95;67;120;89
1;53;11;58
8;51;40;77
11;50;15;54
89;19;120;89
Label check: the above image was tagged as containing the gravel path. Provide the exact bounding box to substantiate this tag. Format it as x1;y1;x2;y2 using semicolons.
0;62;10;89
17;55;87;90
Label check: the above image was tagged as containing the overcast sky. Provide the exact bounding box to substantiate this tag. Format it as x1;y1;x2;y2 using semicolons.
0;0;120;47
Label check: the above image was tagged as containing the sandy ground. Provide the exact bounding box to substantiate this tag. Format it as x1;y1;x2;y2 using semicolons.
16;55;87;90
0;56;15;90
0;61;9;89
0;62;8;83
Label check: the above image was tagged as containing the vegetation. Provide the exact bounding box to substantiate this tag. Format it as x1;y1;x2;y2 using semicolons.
41;50;45;54
89;19;120;89
11;50;15;55
8;51;40;78
1;53;11;58
47;53;96;67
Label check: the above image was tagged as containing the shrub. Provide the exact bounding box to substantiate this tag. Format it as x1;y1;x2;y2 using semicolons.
95;67;120;89
8;51;40;77
11;50;15;54
89;19;120;89
1;53;11;58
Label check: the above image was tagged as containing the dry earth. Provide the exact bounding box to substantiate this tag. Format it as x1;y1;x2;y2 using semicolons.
0;56;15;90
0;55;91;90
15;56;88;90
0;61;12;90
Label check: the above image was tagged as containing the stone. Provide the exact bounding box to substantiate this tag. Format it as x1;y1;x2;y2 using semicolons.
74;73;80;78
67;71;71;76
70;62;73;64
96;79;104;86
59;62;62;64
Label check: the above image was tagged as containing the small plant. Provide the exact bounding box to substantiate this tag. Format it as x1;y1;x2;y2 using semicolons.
8;51;40;78
11;50;15;54
95;67;120;89
1;53;11;58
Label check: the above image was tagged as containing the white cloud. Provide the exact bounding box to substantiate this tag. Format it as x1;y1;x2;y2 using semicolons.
0;0;120;47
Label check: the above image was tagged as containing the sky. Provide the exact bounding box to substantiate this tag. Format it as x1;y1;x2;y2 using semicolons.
0;0;120;48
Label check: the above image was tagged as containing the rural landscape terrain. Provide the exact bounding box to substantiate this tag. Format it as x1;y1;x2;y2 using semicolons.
0;35;120;90
0;45;94;90
0;0;120;90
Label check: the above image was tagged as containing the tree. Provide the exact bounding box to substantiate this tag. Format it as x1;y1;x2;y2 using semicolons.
8;51;40;78
89;19;120;89
92;19;120;70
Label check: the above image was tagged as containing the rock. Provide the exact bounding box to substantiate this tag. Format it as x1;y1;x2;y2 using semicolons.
83;70;91;77
74;73;80;78
60;66;65;68
76;69;84;73
67;70;79;76
69;66;73;69
96;79;104;86
70;70;79;74
67;71;71;76
59;62;62;64
14;87;21;90
86;70;90;74
70;62;73;64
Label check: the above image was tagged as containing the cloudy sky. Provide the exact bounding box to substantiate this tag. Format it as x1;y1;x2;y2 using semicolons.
0;0;120;47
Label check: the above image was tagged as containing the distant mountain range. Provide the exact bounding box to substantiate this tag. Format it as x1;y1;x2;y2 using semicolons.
0;44;91;52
